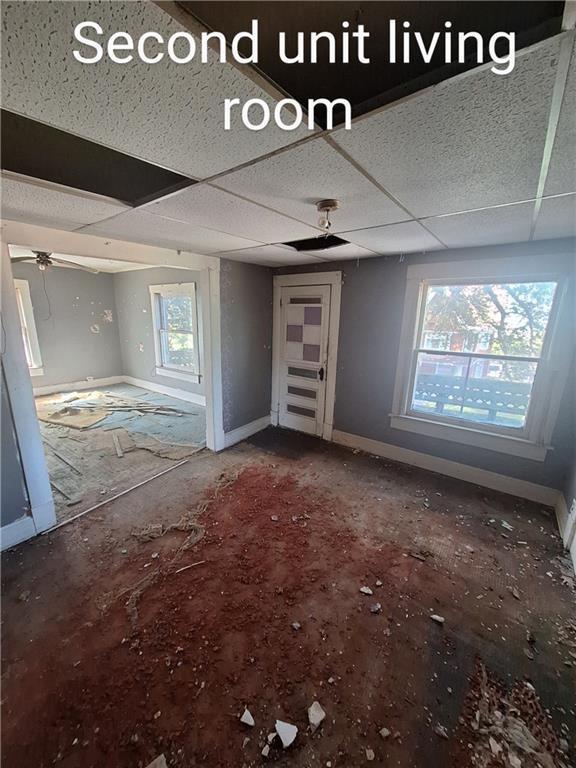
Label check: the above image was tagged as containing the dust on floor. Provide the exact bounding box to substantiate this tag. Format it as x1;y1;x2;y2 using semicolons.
1;429;574;768
36;384;206;522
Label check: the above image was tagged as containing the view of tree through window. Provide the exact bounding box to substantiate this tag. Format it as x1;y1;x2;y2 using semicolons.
411;281;557;429
159;294;197;371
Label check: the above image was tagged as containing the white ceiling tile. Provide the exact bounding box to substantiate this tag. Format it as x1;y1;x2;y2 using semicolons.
544;39;576;196
424;202;534;247
214;137;408;231
1;1;310;178
218;245;321;267
1;177;129;231
342;221;443;254
333;39;560;217
533;194;576;240
306;243;378;261
80;209;260;253
144;185;320;244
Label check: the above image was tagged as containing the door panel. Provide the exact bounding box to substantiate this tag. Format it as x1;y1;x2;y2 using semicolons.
279;285;331;435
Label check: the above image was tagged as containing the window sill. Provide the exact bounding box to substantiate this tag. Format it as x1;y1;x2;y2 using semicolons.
29;367;44;378
155;367;201;385
389;413;548;461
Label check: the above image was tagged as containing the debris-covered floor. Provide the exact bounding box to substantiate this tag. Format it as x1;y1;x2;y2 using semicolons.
2;428;574;767
35;384;206;522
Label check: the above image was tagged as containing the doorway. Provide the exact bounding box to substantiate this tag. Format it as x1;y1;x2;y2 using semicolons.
271;272;341;440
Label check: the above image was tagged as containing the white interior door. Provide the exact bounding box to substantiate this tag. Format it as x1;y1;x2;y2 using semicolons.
278;284;331;436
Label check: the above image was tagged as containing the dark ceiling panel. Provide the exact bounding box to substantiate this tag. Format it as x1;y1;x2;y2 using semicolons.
1;111;196;206
180;1;563;126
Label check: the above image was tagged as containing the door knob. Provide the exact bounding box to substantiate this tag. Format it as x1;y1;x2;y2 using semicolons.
319;367;325;381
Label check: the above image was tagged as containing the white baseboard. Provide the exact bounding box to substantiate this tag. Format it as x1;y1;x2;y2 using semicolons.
224;415;270;448
0;515;36;551
332;429;560;507
33;375;124;396
122;376;206;407
32;374;206;407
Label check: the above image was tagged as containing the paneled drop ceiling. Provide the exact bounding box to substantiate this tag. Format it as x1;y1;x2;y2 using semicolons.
1;2;574;267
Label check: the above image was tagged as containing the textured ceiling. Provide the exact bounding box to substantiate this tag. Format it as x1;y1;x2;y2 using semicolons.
342;221;443;254
143;185;320;243
332;38;561;218
534;194;576;240
424;203;534;248
80;208;261;253
1;176;129;231
213;138;408;232
544;39;576;196
1;1;308;179
1;2;574;266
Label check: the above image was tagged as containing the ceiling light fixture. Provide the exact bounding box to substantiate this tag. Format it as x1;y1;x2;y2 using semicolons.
316;199;340;232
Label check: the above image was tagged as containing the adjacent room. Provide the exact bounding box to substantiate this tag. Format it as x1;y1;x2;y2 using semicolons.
1;2;575;768
10;247;207;522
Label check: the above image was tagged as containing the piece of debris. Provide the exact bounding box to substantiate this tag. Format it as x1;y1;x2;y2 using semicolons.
175;560;206;574
501;520;514;531
145;756;167;768
291;622;301;631
375;579;383;587
327;676;336;684
270;515;279;522
153;710;161;720
360;586;373;595
275;720;298;748
431;614;445;624
366;747;375;761
370;603;382;614
242;737;250;749
240;708;255;727
434;724;449;739
508;586;521;600
112;432;124;458
489;736;502;756
18;590;30;602
379;727;391;740
308;701;326;732
261;744;270;758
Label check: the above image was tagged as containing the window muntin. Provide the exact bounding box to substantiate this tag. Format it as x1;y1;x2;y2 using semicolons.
150;284;200;379
408;281;558;432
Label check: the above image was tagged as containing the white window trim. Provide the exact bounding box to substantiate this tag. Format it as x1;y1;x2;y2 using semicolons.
13;278;44;377
390;255;572;461
149;282;202;384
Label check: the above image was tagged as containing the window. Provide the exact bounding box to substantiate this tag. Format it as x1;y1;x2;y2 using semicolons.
149;283;201;382
13;279;43;376
391;257;571;461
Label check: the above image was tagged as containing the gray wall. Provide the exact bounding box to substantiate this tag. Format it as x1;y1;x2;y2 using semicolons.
220;259;273;432
1;365;30;525
277;238;576;491
114;267;204;396
12;262;123;388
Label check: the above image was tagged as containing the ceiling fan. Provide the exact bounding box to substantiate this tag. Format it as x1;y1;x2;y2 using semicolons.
11;251;100;274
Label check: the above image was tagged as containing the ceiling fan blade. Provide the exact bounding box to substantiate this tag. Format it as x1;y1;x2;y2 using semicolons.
10;256;36;263
49;257;100;274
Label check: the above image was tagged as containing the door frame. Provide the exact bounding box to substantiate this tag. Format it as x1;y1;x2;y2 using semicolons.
271;271;342;441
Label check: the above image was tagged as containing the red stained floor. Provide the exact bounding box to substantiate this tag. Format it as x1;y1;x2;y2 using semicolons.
2;429;574;767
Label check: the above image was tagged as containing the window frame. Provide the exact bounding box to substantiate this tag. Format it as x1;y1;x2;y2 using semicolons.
149;282;202;384
390;256;571;461
13;278;43;377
